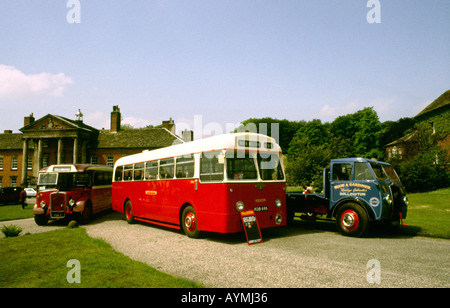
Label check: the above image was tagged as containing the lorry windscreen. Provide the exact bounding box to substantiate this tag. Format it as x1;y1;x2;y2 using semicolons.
370;163;401;182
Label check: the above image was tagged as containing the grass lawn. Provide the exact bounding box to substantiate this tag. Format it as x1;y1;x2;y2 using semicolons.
0;203;34;221
401;187;450;239
0;227;203;288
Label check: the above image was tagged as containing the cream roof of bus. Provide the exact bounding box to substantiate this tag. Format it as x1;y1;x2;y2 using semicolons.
114;133;282;167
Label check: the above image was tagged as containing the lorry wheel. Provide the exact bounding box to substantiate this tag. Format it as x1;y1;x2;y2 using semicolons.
336;203;369;237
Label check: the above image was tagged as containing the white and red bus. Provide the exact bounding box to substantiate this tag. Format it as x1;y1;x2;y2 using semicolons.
112;133;286;238
34;164;113;225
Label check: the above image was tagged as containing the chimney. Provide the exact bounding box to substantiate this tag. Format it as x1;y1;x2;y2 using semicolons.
111;105;121;133
182;129;194;142
24;113;35;127
162;117;175;134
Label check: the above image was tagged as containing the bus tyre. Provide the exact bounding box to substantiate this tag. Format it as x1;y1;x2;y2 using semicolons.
181;206;200;238
336;203;369;237
78;203;93;225
125;200;135;224
34;214;48;226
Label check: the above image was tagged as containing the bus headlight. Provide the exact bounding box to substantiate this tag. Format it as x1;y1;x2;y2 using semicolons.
69;199;75;207
275;198;282;208
236;201;245;212
39;201;47;208
403;196;409;206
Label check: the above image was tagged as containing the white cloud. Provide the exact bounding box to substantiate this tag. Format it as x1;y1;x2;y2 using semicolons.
0;64;73;101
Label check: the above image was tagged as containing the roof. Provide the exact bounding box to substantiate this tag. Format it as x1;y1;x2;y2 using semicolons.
415;90;450;119
97;128;183;149
0;133;23;150
331;157;392;166
40;164;113;173
385;131;418;147
20;114;98;133
115;133;282;166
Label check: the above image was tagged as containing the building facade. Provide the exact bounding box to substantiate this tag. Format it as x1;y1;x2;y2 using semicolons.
0;106;183;187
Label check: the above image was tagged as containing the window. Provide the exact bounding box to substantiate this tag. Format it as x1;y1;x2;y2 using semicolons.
93;171;112;186
11;156;18;170
134;163;144;181
227;152;257;180
27;157;32;170
107;155;114;167
91;156;98;165
354;162;373;181
10;176;17;187
43;154;49;168
200;151;224;182
114;166;123;182
257;154;284;181
176;156;195;178
145;161;158;180
332;163;352;181
0;156;3;170
159;158;174;179
123;165;133;181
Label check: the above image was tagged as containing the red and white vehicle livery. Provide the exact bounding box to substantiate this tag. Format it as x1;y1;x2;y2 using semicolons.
33;164;113;225
112;133;286;238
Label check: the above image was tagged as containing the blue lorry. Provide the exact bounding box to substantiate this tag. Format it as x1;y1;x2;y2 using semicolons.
286;158;408;237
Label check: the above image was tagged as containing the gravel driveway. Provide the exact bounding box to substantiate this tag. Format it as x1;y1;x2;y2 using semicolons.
3;212;449;287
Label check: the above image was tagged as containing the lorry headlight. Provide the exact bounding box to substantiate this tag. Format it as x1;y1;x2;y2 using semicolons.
236;201;245;212
275;198;282;208
384;194;393;205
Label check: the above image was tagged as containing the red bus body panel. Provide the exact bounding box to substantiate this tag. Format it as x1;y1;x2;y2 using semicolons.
112;180;286;233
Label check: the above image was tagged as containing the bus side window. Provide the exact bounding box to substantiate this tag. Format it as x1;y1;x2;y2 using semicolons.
114;166;123;182
145;161;158;180
200;151;224;182
134;163;144;181
176;156;195;178
124;165;133;181
160;158;174;179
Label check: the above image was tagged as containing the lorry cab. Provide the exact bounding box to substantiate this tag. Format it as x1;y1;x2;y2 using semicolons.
329;158;408;233
287;157;408;237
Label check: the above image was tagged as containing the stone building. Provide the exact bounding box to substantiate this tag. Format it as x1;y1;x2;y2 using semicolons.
0;106;183;187
385;90;450;160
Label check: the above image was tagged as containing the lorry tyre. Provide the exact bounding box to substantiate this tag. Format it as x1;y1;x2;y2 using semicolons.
336;203;369;237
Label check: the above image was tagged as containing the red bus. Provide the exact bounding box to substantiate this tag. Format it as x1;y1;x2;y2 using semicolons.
112;133;286;238
33;164;113;225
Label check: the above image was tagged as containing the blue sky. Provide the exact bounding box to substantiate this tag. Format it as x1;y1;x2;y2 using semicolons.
1;0;449;137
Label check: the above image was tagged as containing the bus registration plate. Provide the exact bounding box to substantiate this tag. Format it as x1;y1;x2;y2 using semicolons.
254;206;268;212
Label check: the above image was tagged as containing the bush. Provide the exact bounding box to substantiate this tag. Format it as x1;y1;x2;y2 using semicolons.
1;224;23;238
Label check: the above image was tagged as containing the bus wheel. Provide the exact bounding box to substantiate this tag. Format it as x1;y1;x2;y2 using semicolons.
125;200;135;224
181;206;200;238
336;203;369;237
34;214;48;226
78;203;93;225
